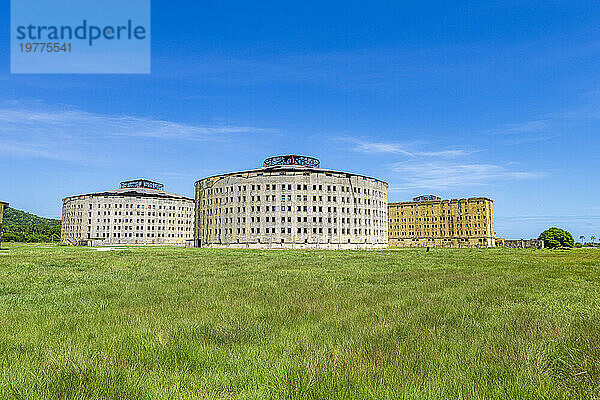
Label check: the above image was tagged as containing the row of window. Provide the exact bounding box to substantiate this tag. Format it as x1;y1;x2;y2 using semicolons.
208;227;386;236
94;232;191;238
390;231;490;237
64;201;192;211
94;226;191;231
203;194;385;206
204;216;385;226
390;223;488;230
390;215;490;223
62;219;191;230
93;218;191;224
390;206;488;215
203;183;384;197
204;205;386;216
91;211;192;217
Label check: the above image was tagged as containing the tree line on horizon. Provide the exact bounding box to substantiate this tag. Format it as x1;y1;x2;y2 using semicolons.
1;207;61;243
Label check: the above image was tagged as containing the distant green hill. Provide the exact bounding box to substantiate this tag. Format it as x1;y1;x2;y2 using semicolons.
3;207;61;228
2;207;61;243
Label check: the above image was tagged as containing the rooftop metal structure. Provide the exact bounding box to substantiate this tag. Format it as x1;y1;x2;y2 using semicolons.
120;179;164;191
263;155;320;168
413;195;442;202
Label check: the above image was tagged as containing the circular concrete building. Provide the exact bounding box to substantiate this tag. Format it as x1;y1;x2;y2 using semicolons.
194;155;388;249
61;179;194;246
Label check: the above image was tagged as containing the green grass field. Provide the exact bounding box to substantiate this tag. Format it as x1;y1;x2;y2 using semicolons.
0;245;598;399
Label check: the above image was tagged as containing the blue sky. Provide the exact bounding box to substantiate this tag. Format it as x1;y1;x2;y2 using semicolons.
1;1;599;240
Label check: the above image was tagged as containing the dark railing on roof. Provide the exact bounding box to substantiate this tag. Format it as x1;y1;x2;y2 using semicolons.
120;179;164;191
413;195;442;202
263;155;320;168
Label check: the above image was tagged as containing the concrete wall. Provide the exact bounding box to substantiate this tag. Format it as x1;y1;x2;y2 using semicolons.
61;195;194;246
388;237;494;248
195;168;388;248
497;239;544;249
388;197;496;248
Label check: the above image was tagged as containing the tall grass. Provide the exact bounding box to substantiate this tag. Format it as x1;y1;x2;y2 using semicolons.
0;245;598;399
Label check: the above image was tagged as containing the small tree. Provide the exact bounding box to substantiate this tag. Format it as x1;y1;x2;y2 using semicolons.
592;236;597;244
539;227;575;249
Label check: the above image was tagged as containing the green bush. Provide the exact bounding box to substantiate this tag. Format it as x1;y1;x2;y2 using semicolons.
1;232;22;242
539;227;574;249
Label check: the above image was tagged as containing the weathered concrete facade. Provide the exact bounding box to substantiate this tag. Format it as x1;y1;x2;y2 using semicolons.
0;201;8;248
388;197;495;248
195;157;388;249
496;238;544;249
61;180;194;246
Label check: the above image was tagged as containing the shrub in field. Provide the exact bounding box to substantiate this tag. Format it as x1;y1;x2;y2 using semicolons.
539;227;574;249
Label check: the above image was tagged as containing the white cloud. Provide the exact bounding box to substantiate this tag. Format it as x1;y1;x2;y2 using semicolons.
340;136;541;192
388;160;540;191
0;107;265;141
343;137;470;158
487;119;550;135
345;138;415;156
414;149;472;157
0;104;268;164
0;140;73;161
483;119;560;145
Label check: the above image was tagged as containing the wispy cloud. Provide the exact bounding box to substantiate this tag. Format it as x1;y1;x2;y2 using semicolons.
0;140;73;161
483;119;560;144
485;92;600;141
346;138;415;156
388;160;541;191
341;134;541;192
415;149;473;157
343;137;470;158
487;119;550;135
483;94;600;144
0;107;266;141
0;104;269;164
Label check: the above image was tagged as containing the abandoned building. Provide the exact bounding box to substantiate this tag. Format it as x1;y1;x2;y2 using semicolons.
388;196;496;248
61;179;194;246
194;155;388;249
